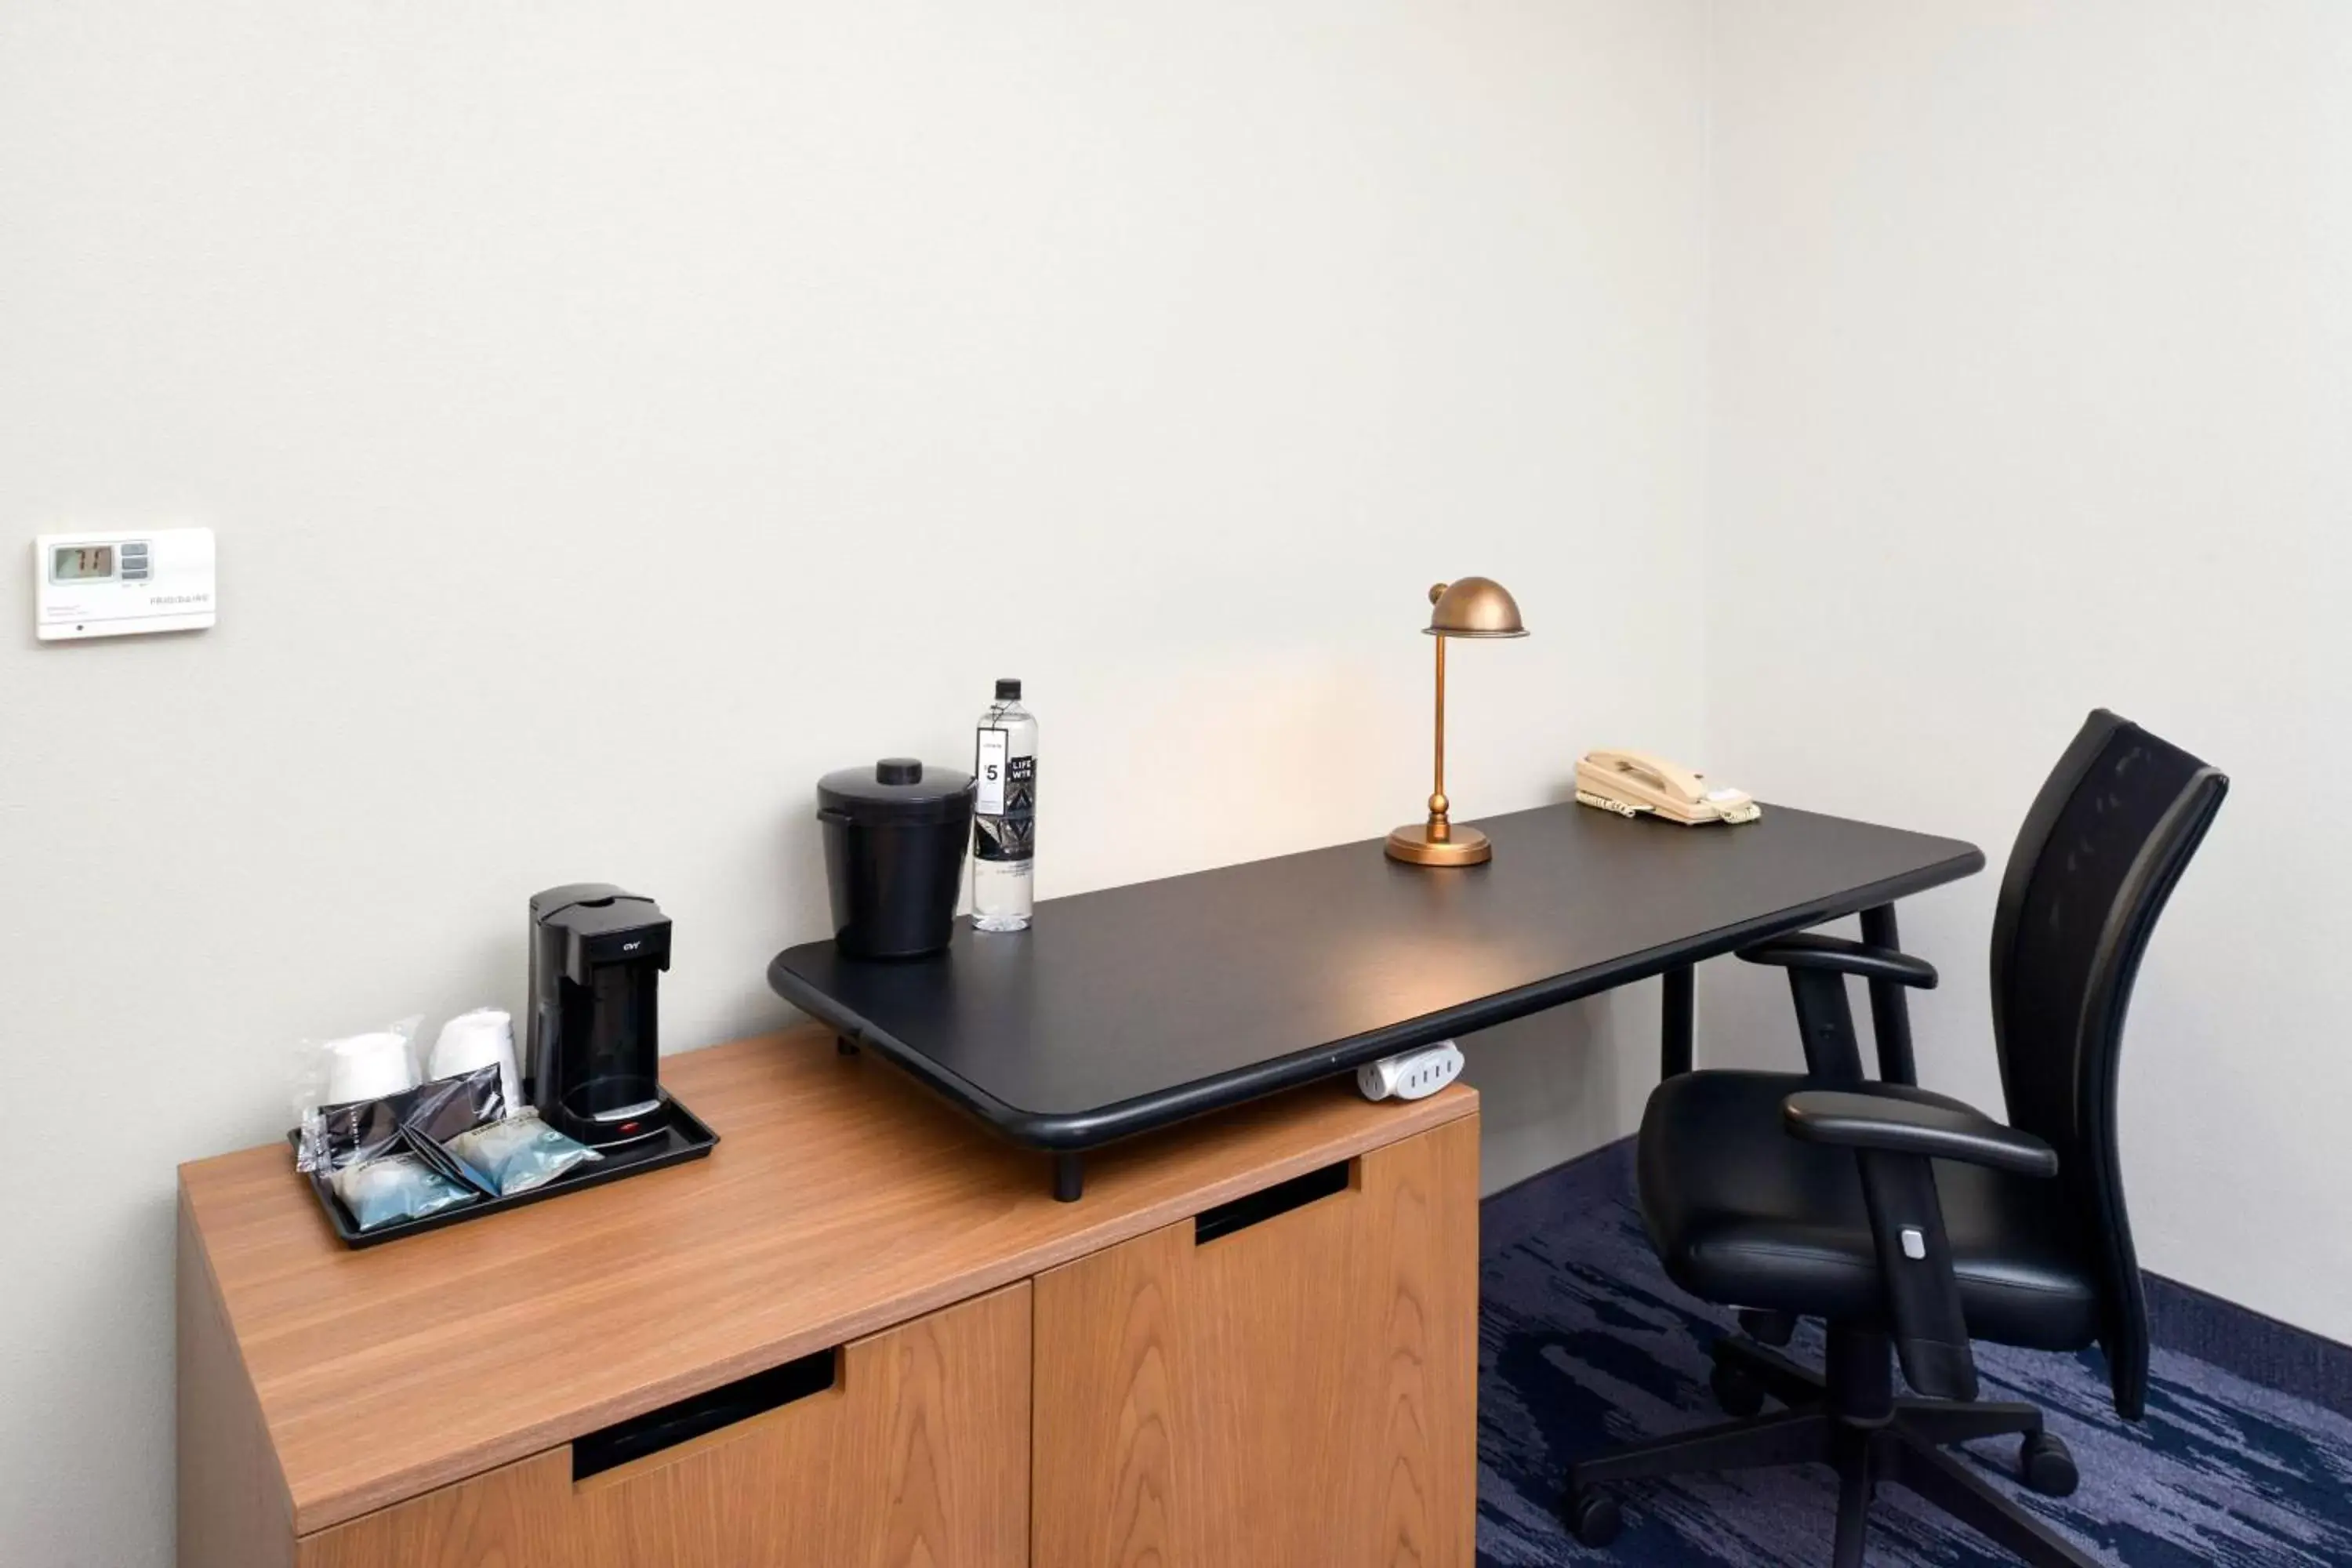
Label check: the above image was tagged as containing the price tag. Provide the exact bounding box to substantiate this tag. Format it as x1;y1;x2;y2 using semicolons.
977;728;1009;815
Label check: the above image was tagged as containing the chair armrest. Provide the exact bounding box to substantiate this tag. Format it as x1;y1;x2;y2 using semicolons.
1739;933;1937;989
1782;1091;2058;1178
1779;1088;2045;1403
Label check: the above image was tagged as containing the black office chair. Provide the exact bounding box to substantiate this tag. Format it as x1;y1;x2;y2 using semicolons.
1564;710;2227;1568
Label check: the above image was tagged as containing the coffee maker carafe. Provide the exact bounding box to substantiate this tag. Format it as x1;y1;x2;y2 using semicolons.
528;884;671;1149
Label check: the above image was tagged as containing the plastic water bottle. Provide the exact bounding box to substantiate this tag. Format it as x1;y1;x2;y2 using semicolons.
972;678;1036;931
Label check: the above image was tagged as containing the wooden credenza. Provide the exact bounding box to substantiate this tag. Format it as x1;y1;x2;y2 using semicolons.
178;1025;1479;1567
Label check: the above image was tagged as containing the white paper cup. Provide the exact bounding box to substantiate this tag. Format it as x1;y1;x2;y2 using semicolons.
430;1008;521;1116
324;1031;419;1105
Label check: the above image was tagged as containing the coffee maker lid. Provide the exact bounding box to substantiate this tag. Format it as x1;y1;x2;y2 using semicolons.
531;882;640;921
818;758;977;826
535;888;671;980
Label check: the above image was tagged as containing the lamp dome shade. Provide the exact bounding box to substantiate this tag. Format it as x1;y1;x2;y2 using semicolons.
1424;576;1527;637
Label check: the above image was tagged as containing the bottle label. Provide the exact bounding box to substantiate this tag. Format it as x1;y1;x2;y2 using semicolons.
977;728;1008;815
974;731;1035;865
1007;754;1036;821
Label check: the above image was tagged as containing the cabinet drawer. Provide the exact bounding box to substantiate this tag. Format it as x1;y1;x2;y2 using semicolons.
299;1453;573;1568
575;1282;1031;1568
297;1284;1030;1568
1032;1116;1479;1568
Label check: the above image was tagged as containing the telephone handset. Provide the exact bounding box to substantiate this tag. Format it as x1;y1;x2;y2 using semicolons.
1575;749;1761;826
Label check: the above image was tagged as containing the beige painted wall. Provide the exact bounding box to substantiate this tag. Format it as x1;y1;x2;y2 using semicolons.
1704;0;2350;1340
0;4;1708;1563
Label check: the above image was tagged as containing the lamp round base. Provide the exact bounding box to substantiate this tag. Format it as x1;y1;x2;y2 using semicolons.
1385;823;1492;866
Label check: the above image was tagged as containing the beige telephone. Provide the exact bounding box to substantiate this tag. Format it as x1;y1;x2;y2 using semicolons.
1576;750;1761;826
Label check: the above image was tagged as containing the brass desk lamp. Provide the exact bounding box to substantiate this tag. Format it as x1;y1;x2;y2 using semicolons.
1386;576;1527;866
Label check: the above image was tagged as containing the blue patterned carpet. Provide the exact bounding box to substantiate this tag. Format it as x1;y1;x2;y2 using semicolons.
1479;1145;2352;1566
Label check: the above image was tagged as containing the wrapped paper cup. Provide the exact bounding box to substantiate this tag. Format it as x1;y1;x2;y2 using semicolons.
324;1031;418;1105
430;1008;521;1116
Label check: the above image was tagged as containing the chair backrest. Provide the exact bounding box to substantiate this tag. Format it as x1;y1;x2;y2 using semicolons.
1988;710;2227;1420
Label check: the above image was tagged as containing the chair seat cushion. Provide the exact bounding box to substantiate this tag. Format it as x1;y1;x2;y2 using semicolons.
1637;1071;2100;1351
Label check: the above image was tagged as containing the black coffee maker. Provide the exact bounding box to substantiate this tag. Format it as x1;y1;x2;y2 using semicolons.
527;884;671;1149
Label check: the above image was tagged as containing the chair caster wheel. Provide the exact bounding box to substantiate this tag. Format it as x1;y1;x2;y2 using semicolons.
2020;1431;2078;1497
1710;1360;1767;1418
1566;1486;1623;1548
1737;1307;1798;1348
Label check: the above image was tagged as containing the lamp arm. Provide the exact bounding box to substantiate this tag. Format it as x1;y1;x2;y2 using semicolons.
1431;632;1447;820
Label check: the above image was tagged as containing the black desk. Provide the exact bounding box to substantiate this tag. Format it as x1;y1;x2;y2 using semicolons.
769;801;1983;1197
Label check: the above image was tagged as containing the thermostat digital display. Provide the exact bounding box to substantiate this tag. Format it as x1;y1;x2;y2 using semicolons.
53;545;116;581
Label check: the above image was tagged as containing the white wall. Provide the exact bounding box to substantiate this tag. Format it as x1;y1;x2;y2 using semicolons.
1704;2;2352;1338
0;4;1708;1563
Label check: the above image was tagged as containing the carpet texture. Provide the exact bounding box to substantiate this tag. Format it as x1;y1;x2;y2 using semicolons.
1477;1147;2352;1566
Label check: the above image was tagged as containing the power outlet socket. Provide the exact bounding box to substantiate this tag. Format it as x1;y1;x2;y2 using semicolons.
1356;1040;1465;1102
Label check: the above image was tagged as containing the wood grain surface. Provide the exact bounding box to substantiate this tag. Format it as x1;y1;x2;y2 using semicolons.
296;1452;573;1568
1032;1115;1480;1568
176;1022;1475;1535
281;1287;1027;1568
576;1283;1029;1568
177;1189;297;1568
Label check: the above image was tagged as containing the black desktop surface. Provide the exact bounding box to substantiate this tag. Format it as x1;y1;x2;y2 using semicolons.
768;801;1983;1152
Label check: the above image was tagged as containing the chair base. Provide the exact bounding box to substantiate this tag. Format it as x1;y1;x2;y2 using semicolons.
1566;1330;2092;1568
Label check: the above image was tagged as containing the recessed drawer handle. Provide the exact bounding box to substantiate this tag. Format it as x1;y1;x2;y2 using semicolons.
1193;1158;1353;1246
572;1345;838;1480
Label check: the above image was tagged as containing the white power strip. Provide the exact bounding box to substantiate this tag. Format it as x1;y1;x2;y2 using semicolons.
1356;1040;1465;1102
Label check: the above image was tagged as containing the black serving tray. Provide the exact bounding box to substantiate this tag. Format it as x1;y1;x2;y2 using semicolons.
289;1091;720;1249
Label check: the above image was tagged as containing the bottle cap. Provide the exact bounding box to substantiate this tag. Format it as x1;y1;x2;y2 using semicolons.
995;678;1022;700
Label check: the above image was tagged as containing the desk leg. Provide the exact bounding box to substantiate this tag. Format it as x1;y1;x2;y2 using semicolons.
1054;1152;1084;1203
1860;905;1918;1086
1661;965;1695;1080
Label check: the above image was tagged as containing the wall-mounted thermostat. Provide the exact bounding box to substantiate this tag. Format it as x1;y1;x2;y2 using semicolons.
33;527;216;641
